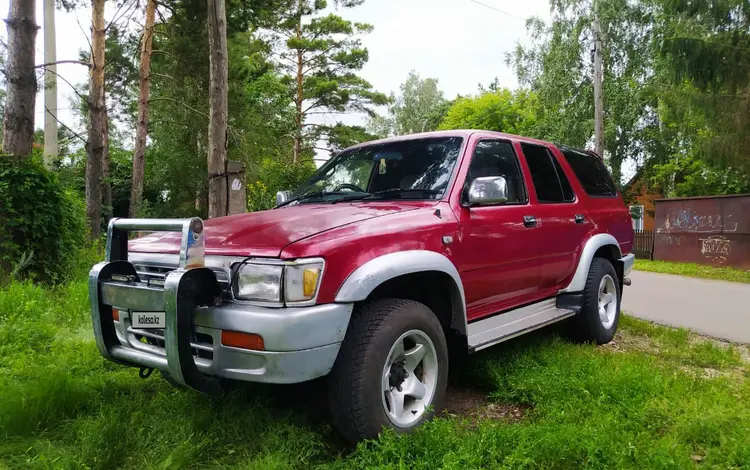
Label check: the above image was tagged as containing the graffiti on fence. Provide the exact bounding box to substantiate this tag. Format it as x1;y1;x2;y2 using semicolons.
653;195;750;269
661;234;686;246
659;209;737;233
699;235;732;264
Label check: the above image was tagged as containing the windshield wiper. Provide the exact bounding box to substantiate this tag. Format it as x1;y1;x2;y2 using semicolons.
275;191;351;208
336;188;443;202
366;188;443;199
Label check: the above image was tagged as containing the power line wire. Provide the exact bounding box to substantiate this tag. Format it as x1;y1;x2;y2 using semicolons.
467;0;526;21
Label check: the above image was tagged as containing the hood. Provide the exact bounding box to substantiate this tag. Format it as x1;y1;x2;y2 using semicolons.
128;202;430;257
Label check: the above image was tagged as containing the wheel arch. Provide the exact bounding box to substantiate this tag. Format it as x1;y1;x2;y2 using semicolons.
560;233;623;293
335;250;467;337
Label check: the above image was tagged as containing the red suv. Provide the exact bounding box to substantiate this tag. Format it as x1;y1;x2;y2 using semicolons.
89;130;634;443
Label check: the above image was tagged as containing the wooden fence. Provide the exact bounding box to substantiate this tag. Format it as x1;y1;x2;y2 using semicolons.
633;229;654;260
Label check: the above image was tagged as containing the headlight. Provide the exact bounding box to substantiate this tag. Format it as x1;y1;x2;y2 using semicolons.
232;259;324;305
233;263;283;302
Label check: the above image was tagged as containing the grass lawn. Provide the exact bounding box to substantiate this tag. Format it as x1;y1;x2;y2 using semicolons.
1;279;749;469
634;259;750;284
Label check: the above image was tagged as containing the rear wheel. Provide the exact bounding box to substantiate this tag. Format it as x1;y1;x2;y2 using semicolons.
328;299;449;444
570;257;621;344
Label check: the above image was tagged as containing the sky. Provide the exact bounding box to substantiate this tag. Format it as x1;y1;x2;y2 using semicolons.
1;0;551;133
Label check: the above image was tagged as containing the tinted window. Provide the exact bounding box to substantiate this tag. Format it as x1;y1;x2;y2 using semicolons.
560;147;618;196
465;140;526;203
522;143;575;203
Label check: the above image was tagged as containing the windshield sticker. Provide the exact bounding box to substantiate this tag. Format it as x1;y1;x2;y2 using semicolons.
379;158;386;174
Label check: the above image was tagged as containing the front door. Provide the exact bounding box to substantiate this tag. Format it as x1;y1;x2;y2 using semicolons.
454;138;544;321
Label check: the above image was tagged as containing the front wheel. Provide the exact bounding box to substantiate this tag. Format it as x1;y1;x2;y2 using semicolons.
328;299;449;444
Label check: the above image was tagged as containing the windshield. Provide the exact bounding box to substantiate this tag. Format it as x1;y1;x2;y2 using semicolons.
290;137;464;204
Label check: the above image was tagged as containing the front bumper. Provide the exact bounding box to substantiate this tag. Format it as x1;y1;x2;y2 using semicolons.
89;218;353;395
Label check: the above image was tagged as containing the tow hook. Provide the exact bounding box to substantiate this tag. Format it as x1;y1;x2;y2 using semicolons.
623;277;632;286
139;367;154;379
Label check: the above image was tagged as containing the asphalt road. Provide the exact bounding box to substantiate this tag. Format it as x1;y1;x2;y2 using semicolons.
622;270;750;344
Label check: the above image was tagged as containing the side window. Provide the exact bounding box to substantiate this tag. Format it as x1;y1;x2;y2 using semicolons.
464;140;527;204
560;147;618;196
521;143;575;203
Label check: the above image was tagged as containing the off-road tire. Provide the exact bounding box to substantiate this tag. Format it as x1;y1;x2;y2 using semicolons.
570;257;621;344
328;298;449;444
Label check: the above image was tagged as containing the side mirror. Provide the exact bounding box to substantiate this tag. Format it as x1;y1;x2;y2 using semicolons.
276;190;292;206
467;176;509;206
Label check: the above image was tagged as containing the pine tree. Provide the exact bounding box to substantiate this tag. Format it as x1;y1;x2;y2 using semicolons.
269;0;387;162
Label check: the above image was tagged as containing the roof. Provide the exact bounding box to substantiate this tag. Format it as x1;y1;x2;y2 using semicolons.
345;129;556;151
624;167;644;189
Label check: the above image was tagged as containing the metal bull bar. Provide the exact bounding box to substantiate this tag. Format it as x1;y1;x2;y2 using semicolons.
89;217;223;396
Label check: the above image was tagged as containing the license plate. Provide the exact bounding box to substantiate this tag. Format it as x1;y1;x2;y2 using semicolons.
131;311;166;329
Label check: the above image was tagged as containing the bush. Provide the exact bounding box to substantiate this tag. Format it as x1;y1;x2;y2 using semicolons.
247;157;316;211
0;157;89;283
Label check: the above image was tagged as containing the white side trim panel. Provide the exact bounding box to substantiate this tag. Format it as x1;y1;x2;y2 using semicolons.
468;299;575;351
334;250;467;334
559;233;622;293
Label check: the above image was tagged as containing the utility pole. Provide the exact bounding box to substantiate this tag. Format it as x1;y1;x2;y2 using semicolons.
43;0;58;168
592;2;604;158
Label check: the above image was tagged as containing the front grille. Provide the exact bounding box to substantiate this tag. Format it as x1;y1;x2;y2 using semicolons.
128;326;215;361
132;263;232;297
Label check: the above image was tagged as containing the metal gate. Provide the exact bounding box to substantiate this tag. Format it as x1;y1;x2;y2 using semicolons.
652;194;750;269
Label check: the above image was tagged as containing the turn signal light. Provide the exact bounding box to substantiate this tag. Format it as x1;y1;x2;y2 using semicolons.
302;268;319;297
221;331;265;351
112;308;120;322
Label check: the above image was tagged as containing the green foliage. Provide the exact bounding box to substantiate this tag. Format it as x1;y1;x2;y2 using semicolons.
368;70;449;137
509;0;657;185
247;158;316;211
439;89;540;137
654;0;750;174
2;274;749;469
141;0;298;217
0;157;88;284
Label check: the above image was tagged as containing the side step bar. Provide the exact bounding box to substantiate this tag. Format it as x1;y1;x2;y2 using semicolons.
467;298;577;352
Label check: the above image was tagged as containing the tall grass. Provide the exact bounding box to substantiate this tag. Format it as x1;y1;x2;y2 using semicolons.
1;278;748;469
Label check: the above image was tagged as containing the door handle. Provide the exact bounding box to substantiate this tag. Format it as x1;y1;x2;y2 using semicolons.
575;214;585;224
523;215;537;227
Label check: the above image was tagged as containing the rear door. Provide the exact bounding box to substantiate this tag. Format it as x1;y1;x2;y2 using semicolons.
558;146;633;255
517;142;591;292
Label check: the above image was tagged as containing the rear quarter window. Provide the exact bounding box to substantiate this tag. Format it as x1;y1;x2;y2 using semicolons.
560;147;618;197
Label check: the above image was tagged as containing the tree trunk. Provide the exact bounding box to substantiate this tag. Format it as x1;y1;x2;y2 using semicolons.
292;1;303;164
102;98;112;223
86;0;106;238
592;5;604;158
43;0;58;169
207;0;229;218
129;0;157;217
2;0;38;160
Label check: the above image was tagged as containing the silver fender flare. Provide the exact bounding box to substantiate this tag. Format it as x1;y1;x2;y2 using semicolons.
335;250;467;336
559;233;622;293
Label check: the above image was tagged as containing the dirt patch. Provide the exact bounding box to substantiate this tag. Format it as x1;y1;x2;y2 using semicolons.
599;330;654;354
443;387;529;422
